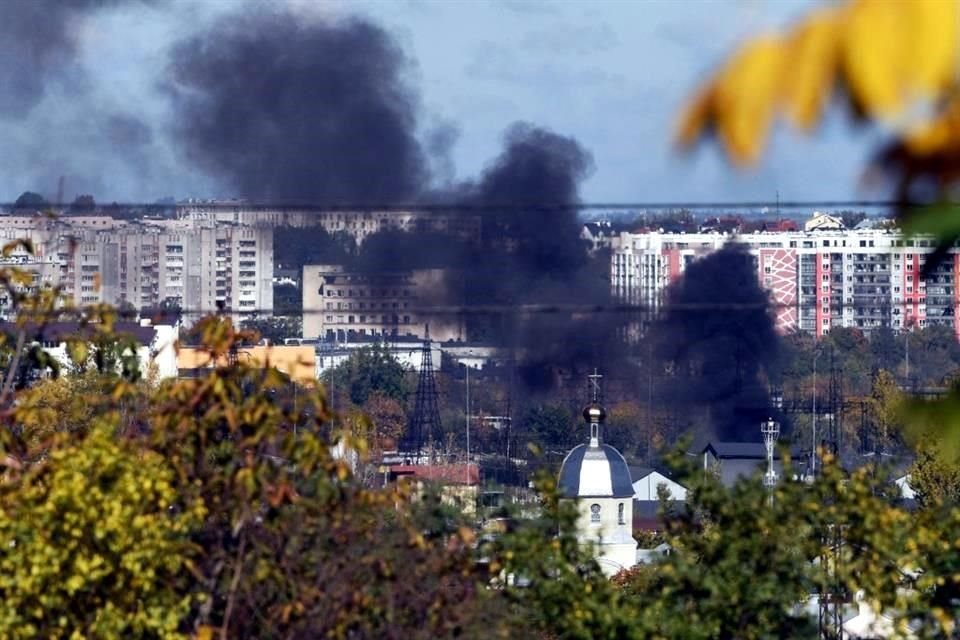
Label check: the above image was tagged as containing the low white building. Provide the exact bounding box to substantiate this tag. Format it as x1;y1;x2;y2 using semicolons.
630;468;688;501
0;320;178;381
314;338;441;376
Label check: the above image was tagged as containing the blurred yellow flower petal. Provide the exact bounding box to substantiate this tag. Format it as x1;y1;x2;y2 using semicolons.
841;0;908;118
713;36;786;165
905;96;960;155
675;84;715;149
783;8;840;130
906;0;959;96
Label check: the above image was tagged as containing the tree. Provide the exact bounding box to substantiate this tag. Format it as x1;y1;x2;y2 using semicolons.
867;369;903;455
12;191;47;210
605;400;654;458
522;404;575;452
0;423;199;638
910;437;960;509
360;390;407;450
69;194;96;212
240;314;301;345
324;343;409;406
869;325;903;375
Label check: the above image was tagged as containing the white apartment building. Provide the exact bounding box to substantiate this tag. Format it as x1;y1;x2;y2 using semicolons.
611;227;958;337
302;264;463;342
0;213;273;324
177;203;482;246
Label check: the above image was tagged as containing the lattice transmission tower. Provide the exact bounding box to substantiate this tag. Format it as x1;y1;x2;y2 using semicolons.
405;326;442;461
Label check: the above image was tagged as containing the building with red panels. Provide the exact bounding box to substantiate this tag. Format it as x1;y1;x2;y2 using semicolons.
610;223;960;339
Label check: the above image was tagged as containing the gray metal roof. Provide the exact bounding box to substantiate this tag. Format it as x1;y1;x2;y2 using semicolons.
558;443;634;499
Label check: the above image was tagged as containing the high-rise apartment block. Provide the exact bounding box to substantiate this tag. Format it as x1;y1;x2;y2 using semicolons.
611;227;959;337
0;214;273;324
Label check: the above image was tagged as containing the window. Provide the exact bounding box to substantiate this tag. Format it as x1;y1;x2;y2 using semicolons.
618;503;625;525
590;504;601;523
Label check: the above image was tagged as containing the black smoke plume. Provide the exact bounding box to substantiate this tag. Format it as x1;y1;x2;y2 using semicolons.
461;124;621;392
651;244;780;441
349;123;630;393
0;0;162;201
0;0;117;117
167;10;429;204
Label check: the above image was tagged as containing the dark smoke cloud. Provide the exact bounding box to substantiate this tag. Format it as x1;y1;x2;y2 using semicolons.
0;0;175;201
0;0;114;117
167;9;429;204
652;243;780;441
467;125;629;394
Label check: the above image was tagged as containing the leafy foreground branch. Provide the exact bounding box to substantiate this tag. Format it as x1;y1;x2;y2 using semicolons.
2;270;960;637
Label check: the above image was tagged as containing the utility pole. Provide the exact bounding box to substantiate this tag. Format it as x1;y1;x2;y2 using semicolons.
465;363;470;462
905;331;910;385
812;347;820;477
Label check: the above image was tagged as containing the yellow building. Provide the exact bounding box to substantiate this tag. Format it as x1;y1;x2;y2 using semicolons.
177;345;316;387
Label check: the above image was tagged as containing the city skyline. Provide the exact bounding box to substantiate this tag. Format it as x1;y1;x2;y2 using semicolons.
0;0;876;206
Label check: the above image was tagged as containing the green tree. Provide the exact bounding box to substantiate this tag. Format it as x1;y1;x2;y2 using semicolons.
869;325;903;374
239;314;302;345
522;404;575;452
324;342;409;406
12;191;47;210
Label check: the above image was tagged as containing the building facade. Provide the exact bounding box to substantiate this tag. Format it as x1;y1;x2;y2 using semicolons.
177;203;482;246
302;264;463;342
611;227;959;337
0;213;273;324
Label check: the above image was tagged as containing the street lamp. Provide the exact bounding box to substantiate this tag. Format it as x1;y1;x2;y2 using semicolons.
762;416;780;490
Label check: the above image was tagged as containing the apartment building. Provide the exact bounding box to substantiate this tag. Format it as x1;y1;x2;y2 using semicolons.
0;213;273;324
302;264;463;342
611;227;959;337
177;203;482;245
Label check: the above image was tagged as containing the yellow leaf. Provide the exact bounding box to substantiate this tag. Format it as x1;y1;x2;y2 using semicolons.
713;36;786;164
783;8;841;130
196;626;215;640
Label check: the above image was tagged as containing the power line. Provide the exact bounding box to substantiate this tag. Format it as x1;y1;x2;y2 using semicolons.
0;199;907;212
166;300;918;316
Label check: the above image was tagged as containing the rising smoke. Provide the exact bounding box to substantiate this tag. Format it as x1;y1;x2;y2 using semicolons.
0;0;118;117
166;9;431;205
651;244;781;441
457;124;628;392
0;0;165;201
5;1;635;394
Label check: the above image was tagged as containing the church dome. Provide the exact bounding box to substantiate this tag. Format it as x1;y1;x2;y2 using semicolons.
558;400;633;499
558;443;634;498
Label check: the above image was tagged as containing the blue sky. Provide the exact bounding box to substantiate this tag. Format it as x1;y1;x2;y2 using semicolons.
349;0;879;204
4;0;882;204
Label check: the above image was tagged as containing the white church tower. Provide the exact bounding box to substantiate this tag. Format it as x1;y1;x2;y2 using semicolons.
557;373;637;576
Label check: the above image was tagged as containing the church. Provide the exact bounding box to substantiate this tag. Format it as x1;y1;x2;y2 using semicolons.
558;394;637;576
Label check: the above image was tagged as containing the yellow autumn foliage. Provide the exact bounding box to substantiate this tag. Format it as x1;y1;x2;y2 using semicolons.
678;0;960;164
0;423;202;639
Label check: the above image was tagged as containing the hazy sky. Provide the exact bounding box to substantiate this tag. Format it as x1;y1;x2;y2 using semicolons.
4;0;882;204
352;0;877;204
